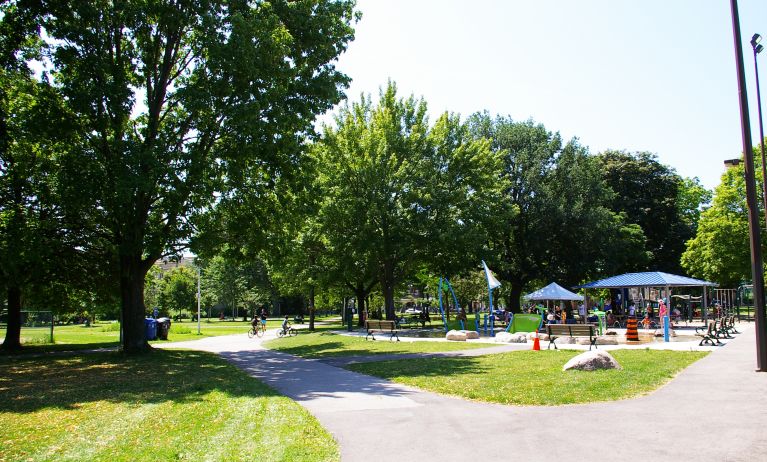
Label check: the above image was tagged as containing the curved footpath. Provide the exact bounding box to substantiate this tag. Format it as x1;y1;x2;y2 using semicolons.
159;325;767;462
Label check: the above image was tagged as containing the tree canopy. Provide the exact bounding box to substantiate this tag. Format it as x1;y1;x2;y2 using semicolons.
13;0;358;352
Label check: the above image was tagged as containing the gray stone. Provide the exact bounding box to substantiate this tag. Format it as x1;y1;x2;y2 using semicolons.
554;336;575;345
597;336;618;345
493;331;527;343
563;350;622;371
461;330;480;340
446;330;467;341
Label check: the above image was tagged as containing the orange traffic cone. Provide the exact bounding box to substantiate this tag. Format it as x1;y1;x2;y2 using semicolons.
532;331;541;350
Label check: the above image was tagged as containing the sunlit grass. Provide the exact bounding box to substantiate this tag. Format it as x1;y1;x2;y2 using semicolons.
263;329;492;358
347;349;708;405
0;350;338;461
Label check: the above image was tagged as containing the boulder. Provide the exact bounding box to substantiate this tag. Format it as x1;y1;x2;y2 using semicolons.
509;333;527;343
554;336;575;345
462;330;480;340
538;333;550;341
604;330;618;336
563;350;622;371
446;330;467;341
597;336;618;345
493;332;527;343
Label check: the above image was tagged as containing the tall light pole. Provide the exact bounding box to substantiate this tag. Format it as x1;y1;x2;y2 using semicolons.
751;33;767;233
731;0;767;372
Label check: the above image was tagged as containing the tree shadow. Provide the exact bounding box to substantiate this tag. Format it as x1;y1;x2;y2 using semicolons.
340;356;493;383
0;349;276;414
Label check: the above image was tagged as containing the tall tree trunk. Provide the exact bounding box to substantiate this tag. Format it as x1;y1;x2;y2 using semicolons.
308;284;316;331
354;286;367;327
509;282;523;313
1;286;22;351
120;255;151;353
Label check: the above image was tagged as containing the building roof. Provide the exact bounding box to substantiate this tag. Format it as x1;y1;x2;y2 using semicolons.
576;271;718;289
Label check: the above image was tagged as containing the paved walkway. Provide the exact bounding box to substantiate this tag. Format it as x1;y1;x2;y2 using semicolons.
159;324;767;462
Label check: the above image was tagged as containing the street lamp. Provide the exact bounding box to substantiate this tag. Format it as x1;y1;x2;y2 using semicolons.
751;33;767;233
730;0;767;372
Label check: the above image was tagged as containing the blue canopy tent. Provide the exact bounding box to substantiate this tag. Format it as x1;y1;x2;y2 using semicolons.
525;282;584;301
576;271;718;323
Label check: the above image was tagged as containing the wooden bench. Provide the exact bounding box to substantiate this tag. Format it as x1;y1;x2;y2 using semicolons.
546;324;598;350
365;319;400;341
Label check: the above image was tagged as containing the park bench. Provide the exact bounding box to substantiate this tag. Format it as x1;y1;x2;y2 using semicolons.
546;324;598;350
696;321;723;346
365;319;400;342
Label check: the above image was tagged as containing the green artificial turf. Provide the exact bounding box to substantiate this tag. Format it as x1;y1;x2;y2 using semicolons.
348;349;708;405
0;350;338;462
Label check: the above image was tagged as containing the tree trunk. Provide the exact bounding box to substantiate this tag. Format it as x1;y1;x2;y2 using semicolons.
354;287;367;327
509;283;523;313
308;285;316;331
381;260;396;320
1;286;22;351
120;255;151;353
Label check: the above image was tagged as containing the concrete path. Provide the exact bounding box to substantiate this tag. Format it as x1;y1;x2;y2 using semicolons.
159;324;767;462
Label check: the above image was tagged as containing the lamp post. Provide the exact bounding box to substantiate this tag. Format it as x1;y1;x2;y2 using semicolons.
751;33;767;233
730;0;767;372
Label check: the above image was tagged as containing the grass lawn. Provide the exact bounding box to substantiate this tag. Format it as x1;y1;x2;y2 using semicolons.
347;349;708;405
0;349;338;462
263;329;492;358
0;319;285;354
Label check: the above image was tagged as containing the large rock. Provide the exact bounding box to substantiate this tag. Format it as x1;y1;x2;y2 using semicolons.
462;330;480;339
554;336;575;345
563;350;622;371
493;332;527;343
446;330;467;341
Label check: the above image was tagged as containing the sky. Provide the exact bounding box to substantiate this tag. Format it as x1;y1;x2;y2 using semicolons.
320;0;767;191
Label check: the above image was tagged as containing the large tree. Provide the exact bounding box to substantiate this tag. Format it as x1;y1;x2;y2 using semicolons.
596;151;705;273
29;0;357;352
681;163;754;287
466;113;647;311
315;83;493;320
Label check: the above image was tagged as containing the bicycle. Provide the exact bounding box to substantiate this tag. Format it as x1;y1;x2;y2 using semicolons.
247;324;264;338
277;326;298;338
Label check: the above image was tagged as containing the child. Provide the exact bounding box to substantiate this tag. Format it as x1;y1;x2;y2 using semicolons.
281;315;290;334
641;314;652;329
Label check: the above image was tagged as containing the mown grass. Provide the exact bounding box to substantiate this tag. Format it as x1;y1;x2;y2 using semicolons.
263;329;493;358
0;319;285;354
0;350;338;462
347;349;708;405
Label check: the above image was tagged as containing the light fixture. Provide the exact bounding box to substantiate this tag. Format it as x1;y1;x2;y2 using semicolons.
752;33;762;48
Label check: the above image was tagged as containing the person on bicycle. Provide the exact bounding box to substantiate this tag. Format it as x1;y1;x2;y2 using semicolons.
281;315;290;335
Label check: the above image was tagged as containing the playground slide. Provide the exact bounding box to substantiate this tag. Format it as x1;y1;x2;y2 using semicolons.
507;313;543;333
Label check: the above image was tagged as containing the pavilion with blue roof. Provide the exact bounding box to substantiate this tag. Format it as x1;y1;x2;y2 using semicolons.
576;271;718;289
576;271;718;321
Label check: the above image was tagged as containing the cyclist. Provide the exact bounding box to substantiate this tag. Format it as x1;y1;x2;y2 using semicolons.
281;315;290;335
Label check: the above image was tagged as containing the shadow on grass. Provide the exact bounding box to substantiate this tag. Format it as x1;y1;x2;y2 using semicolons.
0;341;120;356
0;349;277;414
348;356;493;379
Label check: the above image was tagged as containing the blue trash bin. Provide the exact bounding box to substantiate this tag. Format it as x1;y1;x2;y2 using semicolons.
145;318;157;340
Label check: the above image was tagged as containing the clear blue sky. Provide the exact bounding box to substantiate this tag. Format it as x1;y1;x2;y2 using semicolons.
323;0;767;191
